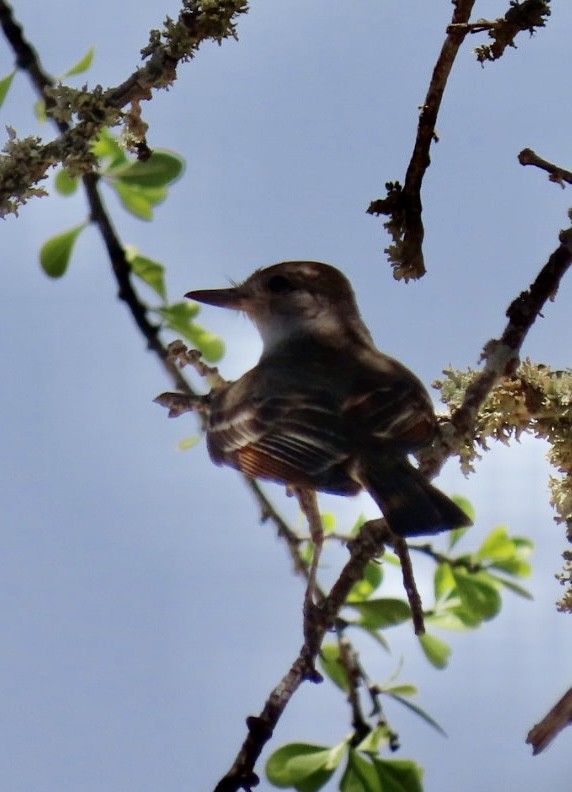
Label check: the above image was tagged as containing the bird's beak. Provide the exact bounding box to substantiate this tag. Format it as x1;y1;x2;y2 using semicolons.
185;285;248;311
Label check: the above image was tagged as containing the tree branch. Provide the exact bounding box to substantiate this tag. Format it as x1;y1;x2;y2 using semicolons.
367;0;477;280
0;0;248;214
518;148;572;188
418;224;572;477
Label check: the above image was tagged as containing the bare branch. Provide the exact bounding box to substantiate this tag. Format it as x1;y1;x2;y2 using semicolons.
527;687;572;755
518;148;572;188
367;0;477;280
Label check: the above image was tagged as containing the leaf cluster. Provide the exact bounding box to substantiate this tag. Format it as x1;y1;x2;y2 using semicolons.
40;129;223;362
265;508;532;791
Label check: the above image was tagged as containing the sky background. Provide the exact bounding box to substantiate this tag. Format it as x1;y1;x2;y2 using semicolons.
2;1;572;790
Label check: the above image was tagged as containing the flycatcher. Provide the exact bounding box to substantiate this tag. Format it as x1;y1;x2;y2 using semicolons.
185;261;471;537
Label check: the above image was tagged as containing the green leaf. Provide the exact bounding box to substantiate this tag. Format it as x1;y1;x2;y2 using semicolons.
34;98;47;123
155;303;224;361
418;632;450;669
61;45;95;77
266;742;346;791
371;757;424;792
321;512;336;533
112;180;155;220
0;70;15;110
110;150;184;188
93;129;126;168
341;750;382;792
125;246;167;300
39;223;87;278
181;323;225;362
475;524;514;561
177;435;200;451
487;572;533;599
434;562;456;601
347;598;411;629
452;570;501;620
349;513;367;536
347;561;383;603
54;168;79;196
384;692;447;736
490;557;532;577
382;683;417;696
156;301;200;328
319;642;348;692
355;723;392;754
424;610;471;631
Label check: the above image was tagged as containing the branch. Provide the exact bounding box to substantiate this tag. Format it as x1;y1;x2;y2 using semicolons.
418;224;572;477
0;0;248;214
367;0;477;280
518;148;572;188
213;518;391;792
527;687;572;755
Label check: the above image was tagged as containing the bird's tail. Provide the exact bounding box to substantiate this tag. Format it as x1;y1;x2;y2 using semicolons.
360;456;472;537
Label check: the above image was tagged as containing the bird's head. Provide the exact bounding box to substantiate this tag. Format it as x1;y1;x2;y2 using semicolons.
186;261;365;353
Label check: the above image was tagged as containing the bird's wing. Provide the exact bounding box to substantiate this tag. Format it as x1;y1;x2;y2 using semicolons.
206;385;357;492
342;369;436;450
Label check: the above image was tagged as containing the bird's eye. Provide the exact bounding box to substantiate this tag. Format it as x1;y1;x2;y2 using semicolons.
267;274;293;293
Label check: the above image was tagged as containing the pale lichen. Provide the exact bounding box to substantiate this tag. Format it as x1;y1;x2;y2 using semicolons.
436;359;572;611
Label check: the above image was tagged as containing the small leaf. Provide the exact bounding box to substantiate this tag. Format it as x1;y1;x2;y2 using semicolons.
0;70;15;110
113;181;155;220
350;513;367;536
93;129;126;167
371;757;424;792
452;570;501;620
382;683;417;696
34;98;47;123
384;692;447;736
355;723;392;754
341;750;381;792
39;223;86;278
347;561;383;603
418;632;450;669
266;742;346;791
321;512;336;533
487;572;533;599
319;643;348;692
61;45;95;77
54;168;79;196
181;323;225;362
125;246;167;299
110;150;184;187
156;303;224;361
476;524;514;561
347;598;411;629
177;436;200;451
434;562;456;601
424;610;470;631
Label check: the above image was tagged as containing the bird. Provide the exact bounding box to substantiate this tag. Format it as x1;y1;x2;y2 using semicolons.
185;261;472;537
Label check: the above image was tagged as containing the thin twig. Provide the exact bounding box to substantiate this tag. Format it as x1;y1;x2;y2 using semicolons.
391;537;425;635
527;687;572;755
518;148;572;189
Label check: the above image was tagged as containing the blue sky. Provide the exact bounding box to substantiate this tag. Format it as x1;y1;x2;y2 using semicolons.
2;2;572;790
